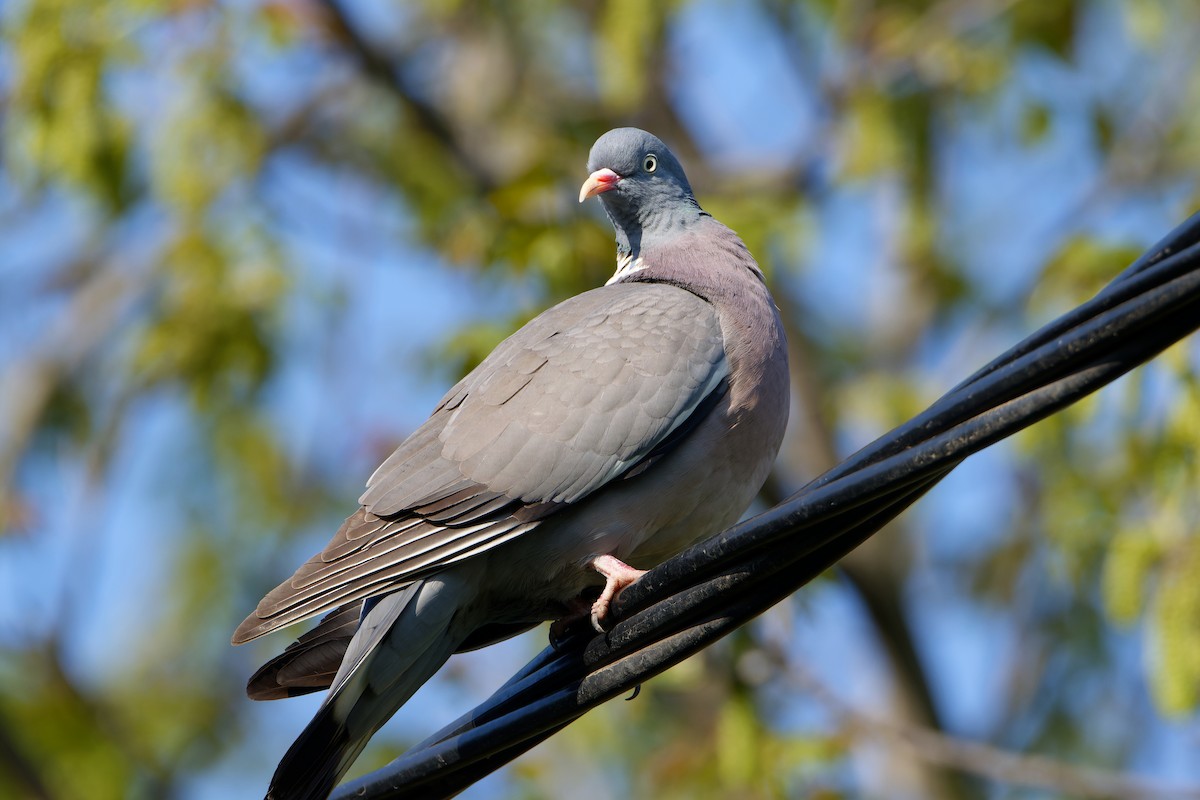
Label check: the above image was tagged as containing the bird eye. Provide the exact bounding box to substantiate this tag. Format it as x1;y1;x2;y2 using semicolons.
643;154;658;173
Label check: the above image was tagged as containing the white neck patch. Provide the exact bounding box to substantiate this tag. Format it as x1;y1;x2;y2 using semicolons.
606;253;649;286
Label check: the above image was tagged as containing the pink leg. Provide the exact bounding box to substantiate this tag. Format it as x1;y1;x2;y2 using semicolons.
588;554;647;632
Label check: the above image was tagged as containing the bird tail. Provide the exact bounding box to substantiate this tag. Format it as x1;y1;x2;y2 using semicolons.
264;577;469;800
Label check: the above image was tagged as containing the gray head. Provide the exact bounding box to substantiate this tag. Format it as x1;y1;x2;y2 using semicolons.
579;128;706;258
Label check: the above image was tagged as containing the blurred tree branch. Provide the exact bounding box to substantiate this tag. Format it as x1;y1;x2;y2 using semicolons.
0;721;52;800
0;255;144;530
766;285;966;799
789;661;1200;800
315;0;498;192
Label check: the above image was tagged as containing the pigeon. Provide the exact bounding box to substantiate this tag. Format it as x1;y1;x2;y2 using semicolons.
233;127;790;800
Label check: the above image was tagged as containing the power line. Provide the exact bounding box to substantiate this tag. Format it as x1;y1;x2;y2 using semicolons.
333;211;1200;800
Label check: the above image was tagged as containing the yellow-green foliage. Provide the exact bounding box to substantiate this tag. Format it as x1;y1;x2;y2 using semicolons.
1026;335;1200;716
7;0;133;207
1150;538;1200;713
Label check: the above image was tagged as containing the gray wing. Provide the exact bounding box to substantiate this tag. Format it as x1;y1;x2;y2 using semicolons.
233;282;727;643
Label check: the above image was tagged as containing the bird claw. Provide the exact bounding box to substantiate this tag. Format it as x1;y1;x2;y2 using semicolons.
587;554;646;632
589;604;608;634
549;555;647;640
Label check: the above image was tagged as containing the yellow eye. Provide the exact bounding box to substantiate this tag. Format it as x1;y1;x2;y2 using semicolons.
643;154;658;173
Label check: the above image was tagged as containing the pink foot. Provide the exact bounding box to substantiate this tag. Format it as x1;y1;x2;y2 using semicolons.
588;554;647;632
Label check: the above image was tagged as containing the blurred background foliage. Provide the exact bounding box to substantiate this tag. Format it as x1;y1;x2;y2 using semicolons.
2;1;1200;798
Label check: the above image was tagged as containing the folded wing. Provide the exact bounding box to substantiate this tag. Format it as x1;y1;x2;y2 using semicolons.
233;282;728;644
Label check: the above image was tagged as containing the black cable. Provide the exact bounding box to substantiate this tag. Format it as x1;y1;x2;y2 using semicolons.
333;211;1200;800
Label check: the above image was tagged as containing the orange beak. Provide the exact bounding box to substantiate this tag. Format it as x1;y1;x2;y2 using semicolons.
578;168;621;203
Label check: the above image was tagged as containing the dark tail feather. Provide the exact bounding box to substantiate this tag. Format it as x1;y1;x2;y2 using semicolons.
265;705;352;800
261;577;470;800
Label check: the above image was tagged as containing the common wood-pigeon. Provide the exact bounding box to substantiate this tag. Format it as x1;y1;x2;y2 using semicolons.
233;128;791;800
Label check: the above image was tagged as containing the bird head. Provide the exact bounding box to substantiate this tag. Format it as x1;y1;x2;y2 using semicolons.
579;128;703;256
